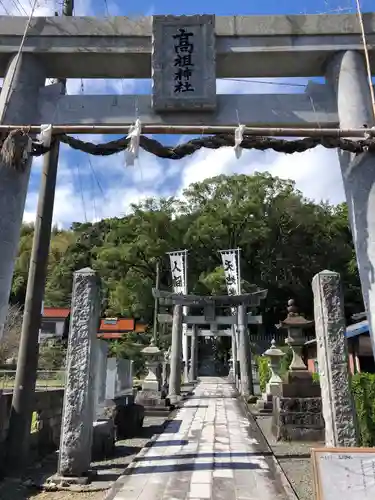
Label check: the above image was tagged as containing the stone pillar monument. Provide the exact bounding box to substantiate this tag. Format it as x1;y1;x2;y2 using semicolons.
57;268;101;483
0;54;46;338
327;50;375;362
312;270;359;447
238;304;253;396
168;304;183;402
272;299;324;441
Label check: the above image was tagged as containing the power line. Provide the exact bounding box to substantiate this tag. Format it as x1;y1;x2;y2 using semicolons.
76;161;88;222
9;0;27;15
1;0;39;118
87;156;106;199
0;0;11;15
103;0;109;16
218;78;307;88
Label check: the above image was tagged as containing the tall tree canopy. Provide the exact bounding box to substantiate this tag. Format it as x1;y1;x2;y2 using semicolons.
12;173;362;329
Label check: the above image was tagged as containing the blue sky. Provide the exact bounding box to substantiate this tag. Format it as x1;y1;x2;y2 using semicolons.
2;0;373;227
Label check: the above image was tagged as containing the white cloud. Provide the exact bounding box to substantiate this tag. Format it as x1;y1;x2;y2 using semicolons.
24;160;158;227
177;143;344;205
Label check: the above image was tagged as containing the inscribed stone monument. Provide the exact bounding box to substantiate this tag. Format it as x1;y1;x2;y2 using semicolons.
312;270;359;447
57;268;101;481
152;15;216;111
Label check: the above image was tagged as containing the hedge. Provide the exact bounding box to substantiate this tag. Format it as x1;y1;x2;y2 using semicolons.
257;353;375;445
295;371;375;446
257;356;271;392
351;373;375;446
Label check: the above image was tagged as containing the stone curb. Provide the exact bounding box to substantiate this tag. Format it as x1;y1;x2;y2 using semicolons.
239;396;300;500
102;391;192;500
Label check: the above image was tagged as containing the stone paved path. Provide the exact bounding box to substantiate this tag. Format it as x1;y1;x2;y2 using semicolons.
109;378;293;500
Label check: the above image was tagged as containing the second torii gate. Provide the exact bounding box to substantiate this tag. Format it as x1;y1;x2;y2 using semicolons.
152;288;268;399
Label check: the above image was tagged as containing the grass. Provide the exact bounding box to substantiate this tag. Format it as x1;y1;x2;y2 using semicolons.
30;412;38;433
0;377;65;390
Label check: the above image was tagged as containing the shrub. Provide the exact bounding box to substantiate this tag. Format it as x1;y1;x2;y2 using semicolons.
351;373;375;446
257;355;271;393
310;371;375;446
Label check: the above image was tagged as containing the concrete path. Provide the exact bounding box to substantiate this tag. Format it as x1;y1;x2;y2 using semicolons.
109;377;294;500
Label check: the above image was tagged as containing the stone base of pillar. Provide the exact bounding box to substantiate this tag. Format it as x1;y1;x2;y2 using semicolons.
272;396;325;442
168;394;182;405
281;370;321;398
227;367;235;383
46;470;97;487
182;361;190;384
135;390;173;416
255;393;273;414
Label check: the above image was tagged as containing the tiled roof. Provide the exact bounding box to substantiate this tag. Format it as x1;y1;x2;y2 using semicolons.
43;307;70;319
99;318;135;332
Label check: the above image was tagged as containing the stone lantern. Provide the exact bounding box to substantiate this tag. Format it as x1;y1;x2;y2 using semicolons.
256;339;285;413
272;299;324;442
279;298;319;397
263;339;285;397
141;339;163;392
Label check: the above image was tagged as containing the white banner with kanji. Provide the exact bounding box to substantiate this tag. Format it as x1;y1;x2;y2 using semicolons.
220;250;238;296
169;252;186;294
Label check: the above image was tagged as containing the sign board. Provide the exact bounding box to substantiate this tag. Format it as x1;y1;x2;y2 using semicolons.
311;447;375;500
152;15;216;111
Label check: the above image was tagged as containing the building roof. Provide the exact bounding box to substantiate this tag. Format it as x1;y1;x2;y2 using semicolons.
346;320;369;338
99;318;135;332
305;320;370;345
43;307;70;319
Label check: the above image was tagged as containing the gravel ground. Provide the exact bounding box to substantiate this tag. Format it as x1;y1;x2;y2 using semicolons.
0;414;169;500
254;413;324;500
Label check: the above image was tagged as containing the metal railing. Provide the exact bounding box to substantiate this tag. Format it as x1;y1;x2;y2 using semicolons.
0;370;66;392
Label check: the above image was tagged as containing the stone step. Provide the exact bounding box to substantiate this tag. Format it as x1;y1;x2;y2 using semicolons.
143;406;174;417
256;400;273;413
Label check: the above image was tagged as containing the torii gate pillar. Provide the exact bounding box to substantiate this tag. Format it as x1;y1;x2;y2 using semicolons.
327;50;375;362
0;54;46;339
189;324;198;382
168;304;183;402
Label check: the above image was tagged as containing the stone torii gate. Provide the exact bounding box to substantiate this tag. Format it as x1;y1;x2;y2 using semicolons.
153;288;267;399
1;13;375;359
1;11;375;459
158;304;263;386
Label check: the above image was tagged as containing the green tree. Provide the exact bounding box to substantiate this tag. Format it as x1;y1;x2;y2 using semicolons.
12;173;362;348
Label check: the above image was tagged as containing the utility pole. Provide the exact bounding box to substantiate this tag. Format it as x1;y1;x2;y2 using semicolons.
152;260;160;344
6;0;74;472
